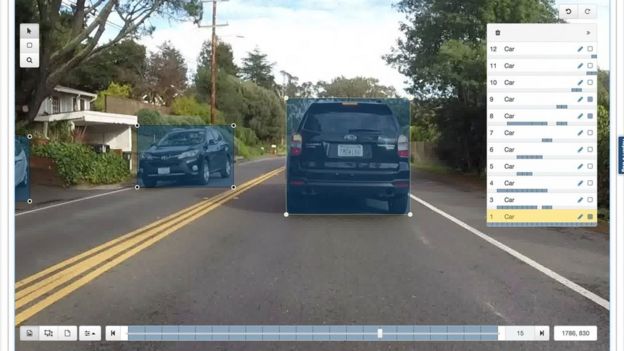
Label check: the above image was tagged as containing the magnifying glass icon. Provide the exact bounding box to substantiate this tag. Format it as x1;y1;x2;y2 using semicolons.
26;57;33;64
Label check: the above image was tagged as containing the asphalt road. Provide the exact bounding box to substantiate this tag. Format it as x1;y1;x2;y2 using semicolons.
15;157;609;350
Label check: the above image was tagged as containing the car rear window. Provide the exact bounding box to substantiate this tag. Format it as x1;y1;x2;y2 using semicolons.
303;112;398;135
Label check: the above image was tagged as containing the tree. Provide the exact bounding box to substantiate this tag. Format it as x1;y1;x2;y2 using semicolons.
197;39;239;77
276;70;298;98
145;41;188;106
195;62;243;123
386;0;557;101
61;39;147;94
297;81;317;98
93;82;132;111
15;0;201;122
385;0;557;172
240;80;284;141
240;48;276;90
195;45;284;138
195;70;284;140
275;71;321;99
194;38;243;120
596;70;609;212
316;76;398;98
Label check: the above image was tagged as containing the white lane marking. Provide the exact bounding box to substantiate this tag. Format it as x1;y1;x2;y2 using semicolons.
409;193;610;310
15;158;283;217
417;233;431;247
484;301;510;323
16;188;131;216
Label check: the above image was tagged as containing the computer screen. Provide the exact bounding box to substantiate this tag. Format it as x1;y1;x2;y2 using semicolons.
0;0;622;350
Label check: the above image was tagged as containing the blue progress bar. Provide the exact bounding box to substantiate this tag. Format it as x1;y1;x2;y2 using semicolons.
126;325;499;342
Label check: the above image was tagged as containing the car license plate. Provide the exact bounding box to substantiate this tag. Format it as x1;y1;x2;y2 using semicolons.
337;144;363;157
157;167;170;175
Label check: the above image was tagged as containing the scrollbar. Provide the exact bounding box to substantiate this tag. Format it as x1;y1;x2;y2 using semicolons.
95;325;551;342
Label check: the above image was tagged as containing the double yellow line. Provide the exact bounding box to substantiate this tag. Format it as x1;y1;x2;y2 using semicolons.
15;167;284;326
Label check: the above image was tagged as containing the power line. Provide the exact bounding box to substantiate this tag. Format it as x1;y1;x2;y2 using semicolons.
61;0;124;31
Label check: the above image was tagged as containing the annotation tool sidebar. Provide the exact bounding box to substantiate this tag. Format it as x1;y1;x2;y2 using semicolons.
19;23;40;68
487;24;598;227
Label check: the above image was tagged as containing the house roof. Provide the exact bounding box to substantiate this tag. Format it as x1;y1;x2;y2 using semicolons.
34;110;137;126
53;85;98;98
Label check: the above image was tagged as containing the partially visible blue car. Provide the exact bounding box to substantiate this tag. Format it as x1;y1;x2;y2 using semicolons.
15;139;28;188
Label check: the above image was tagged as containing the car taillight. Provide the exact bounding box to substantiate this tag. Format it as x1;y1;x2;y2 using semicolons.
290;133;302;156
392;180;410;188
289;179;305;186
397;134;409;158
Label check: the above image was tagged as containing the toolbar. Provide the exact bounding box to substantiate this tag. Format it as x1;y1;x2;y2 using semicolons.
18;325;596;342
19;23;39;68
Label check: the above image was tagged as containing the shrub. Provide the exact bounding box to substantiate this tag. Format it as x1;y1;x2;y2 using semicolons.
236;126;260;146
32;142;130;185
137;109;206;126
234;136;262;160
94;82;132;111
171;96;211;118
137;108;162;122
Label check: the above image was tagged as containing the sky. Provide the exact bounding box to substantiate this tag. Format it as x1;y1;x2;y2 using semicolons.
136;0;611;97
139;0;408;94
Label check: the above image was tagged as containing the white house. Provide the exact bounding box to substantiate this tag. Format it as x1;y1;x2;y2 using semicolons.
34;85;137;153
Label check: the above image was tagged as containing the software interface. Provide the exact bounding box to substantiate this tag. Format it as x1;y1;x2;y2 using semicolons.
1;0;623;350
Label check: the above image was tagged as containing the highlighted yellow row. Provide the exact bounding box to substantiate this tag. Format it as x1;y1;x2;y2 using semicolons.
487;209;597;223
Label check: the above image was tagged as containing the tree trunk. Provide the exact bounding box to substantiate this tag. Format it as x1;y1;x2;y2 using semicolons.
25;81;53;122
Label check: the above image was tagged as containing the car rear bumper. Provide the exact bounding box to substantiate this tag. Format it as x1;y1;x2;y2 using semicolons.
288;178;409;198
287;158;410;198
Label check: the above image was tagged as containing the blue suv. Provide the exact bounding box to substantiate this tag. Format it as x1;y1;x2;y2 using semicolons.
139;127;232;188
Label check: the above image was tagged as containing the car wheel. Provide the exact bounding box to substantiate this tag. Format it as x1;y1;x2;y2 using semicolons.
388;194;408;214
198;161;210;185
220;157;232;178
142;177;157;188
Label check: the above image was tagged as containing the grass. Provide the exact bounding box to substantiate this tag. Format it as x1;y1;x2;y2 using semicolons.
234;138;286;161
412;161;485;180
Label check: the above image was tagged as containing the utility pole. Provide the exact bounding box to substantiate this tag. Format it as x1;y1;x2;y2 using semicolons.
200;0;229;124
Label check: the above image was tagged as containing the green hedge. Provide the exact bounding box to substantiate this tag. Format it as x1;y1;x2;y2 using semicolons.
236;126;260;146
137;109;206;126
32;142;130;185
234;137;263;160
